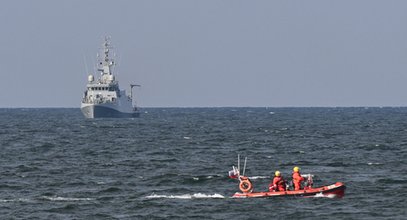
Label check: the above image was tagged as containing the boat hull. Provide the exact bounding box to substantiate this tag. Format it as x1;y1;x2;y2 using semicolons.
81;104;139;118
233;182;346;198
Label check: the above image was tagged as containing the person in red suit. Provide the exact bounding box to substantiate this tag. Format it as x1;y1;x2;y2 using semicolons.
269;171;286;192
292;166;305;191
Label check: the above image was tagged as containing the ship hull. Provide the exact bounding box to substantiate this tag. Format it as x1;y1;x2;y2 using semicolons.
232;182;346;198
81;104;139;118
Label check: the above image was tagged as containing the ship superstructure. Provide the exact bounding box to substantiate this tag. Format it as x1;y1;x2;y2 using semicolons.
81;37;139;118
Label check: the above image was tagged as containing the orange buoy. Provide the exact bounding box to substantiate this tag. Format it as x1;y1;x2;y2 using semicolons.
239;179;253;193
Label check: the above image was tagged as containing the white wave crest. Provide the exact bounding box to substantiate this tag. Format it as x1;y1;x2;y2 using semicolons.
41;196;94;201
0;198;31;203
249;176;269;180
192;175;215;181
146;193;224;199
367;162;382;165
312;193;337;198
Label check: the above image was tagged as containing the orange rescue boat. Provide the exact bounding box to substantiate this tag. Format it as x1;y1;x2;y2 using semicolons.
233;178;346;198
229;155;346;198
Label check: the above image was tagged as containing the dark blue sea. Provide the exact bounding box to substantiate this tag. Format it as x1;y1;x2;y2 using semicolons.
0;107;406;219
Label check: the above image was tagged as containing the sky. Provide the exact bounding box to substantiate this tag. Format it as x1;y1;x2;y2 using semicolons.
0;0;406;108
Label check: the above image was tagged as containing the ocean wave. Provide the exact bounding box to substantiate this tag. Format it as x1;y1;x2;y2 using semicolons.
98;187;122;193
145;193;225;199
40;196;94;201
191;175;222;181
193;175;215;180
367;162;382;165
311;193;337;198
249;176;270;180
0;198;31;203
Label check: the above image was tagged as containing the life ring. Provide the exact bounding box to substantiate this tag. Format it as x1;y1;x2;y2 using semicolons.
239;179;253;193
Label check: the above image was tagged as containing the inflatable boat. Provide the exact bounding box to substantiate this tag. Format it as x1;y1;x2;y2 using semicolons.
232;180;346;198
229;155;346;198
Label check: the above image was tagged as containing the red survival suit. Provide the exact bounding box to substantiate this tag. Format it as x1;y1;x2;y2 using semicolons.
269;176;286;192
292;171;305;191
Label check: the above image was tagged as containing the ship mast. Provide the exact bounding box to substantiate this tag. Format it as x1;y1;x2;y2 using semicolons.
98;36;116;83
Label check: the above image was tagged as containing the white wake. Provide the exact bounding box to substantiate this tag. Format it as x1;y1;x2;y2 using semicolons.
146;193;225;199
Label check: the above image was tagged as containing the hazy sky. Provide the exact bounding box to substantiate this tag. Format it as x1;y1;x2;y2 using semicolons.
1;0;406;107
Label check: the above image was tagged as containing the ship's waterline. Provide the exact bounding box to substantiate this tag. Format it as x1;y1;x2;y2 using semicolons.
81;104;140;118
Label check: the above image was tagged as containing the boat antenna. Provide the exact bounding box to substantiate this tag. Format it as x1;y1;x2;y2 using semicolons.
237;154;240;175
242;157;247;176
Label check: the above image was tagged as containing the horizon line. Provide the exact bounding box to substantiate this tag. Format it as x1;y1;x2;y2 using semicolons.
1;106;406;109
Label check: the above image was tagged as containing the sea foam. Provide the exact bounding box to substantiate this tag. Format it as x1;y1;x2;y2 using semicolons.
146;193;225;199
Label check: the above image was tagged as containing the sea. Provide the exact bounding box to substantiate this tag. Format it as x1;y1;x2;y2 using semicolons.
0;107;406;219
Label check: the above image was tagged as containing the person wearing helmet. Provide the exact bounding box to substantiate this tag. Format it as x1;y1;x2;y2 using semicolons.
269;170;286;192
292;166;305;191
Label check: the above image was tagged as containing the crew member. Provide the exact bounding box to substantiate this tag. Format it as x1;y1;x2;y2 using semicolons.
269;171;286;192
292;166;305;190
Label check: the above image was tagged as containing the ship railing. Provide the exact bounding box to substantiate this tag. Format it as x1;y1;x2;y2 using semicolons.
83;97;116;104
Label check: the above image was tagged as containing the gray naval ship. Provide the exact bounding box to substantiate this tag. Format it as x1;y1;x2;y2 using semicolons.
81;37;140;118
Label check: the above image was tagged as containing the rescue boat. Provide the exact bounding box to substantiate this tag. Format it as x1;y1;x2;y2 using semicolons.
232;179;346;198
229;155;346;198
